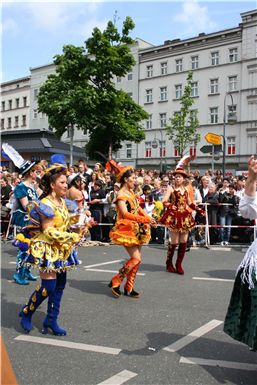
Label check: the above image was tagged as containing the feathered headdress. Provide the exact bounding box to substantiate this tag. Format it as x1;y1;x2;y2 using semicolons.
2;143;35;175
95;151;133;183
173;154;195;177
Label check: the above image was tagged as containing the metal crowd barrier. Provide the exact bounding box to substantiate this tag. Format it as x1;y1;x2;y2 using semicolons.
1;202;256;248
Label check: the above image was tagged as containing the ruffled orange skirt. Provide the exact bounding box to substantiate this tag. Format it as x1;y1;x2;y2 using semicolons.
110;219;151;246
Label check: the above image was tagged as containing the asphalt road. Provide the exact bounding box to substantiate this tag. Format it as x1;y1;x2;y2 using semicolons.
1;241;257;385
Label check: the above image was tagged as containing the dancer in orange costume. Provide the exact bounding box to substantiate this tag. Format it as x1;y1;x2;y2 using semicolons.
106;160;157;298
160;155;205;275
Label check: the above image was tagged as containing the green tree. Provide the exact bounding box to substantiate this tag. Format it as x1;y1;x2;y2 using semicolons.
165;71;200;157
37;17;148;161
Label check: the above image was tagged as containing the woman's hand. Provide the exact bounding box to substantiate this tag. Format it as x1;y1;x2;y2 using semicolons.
248;156;257;181
150;218;157;228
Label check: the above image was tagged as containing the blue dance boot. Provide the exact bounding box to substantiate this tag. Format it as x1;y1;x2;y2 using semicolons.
13;266;29;285
20;279;56;333
42;272;67;336
24;267;38;281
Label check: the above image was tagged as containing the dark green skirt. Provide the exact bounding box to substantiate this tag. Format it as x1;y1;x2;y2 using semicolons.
224;268;257;351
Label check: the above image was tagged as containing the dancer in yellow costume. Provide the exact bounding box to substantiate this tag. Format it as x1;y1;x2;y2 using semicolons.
106;160;157;298
17;154;84;336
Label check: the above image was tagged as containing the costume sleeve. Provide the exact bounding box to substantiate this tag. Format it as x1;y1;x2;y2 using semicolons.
239;194;257;220
123;211;151;224
188;202;205;216
14;184;27;199
43;227;80;243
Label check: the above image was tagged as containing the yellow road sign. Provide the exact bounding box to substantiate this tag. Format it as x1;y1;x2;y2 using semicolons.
205;133;221;145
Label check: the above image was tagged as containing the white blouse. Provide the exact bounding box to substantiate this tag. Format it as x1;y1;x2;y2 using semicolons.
239;193;257;220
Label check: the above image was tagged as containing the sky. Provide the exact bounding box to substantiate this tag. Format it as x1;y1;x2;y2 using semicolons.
2;0;257;82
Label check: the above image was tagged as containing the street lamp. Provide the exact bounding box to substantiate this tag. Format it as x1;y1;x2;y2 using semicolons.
152;129;165;172
222;92;237;177
68;123;74;166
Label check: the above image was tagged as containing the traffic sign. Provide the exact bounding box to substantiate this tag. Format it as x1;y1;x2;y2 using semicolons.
200;144;222;154
205;133;221;145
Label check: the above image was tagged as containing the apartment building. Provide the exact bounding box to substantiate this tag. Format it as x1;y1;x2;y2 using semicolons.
1;76;30;132
132;9;257;172
1;9;256;172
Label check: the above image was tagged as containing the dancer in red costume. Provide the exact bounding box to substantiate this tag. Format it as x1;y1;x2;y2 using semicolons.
106;160;157;298
160;155;205;275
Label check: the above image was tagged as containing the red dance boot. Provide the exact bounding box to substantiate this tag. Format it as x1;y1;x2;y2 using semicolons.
166;243;177;273
176;243;187;275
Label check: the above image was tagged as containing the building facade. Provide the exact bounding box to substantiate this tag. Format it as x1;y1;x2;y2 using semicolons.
1;76;30;133
1;9;256;173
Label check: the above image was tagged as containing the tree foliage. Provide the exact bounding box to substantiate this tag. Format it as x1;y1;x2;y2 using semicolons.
37;16;148;159
165;71;200;157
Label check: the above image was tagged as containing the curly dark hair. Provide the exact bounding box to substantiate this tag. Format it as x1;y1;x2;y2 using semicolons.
39;170;67;199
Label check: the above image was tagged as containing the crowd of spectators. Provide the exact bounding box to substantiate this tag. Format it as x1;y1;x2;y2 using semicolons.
0;160;254;245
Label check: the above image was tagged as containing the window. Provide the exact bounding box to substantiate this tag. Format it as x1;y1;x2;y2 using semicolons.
210;107;218;124
126;143;132;158
160;141;166;157
8;100;12;110
145;89;153;103
14;116;19;127
190;109;198;123
160;62;167;75
8;117;11;129
174;142;179;157
159;113;167;128
175;59;183;72
1;101;5;111
191;55;199;70
190;144;196;157
211;51;219;66
117;76;121;83
175;84;182;99
15;98;19;108
146;65;153;78
23;97;27;107
210;78;219;94
229;48;238;62
191;82;198;97
127;71;133;81
160;86;167;101
1;118;4;129
34;89;39;100
22;115;26;126
33;109;38;119
228;75;238;92
146;114;152;129
145;141;152;158
227;137;236;155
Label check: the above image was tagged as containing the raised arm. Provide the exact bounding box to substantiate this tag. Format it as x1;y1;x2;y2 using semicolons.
245;155;257;197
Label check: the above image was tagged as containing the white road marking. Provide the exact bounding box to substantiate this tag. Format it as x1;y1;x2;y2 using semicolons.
97;370;138;385
15;335;121;355
193;277;234;282
83;260;123;268
209;247;231;251
180;357;257;371
8;261;16;264
86;268;145;275
163;320;223;353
